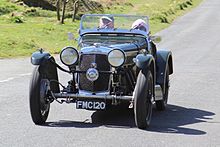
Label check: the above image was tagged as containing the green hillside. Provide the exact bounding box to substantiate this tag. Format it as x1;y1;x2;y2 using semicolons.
0;0;202;58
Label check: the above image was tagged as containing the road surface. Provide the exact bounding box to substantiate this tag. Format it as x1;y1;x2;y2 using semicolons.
1;0;220;146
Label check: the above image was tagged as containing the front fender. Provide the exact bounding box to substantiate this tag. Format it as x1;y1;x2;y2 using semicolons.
31;50;60;93
134;53;156;98
31;51;50;65
156;50;173;86
133;54;155;70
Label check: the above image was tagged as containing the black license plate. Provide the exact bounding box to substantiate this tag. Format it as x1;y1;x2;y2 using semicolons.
76;100;106;110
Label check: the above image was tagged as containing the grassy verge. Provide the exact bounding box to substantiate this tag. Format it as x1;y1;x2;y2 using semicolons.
103;0;203;33
0;17;79;58
0;0;203;58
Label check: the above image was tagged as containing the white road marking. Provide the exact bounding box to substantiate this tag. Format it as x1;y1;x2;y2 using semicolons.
0;77;15;83
18;73;32;76
0;73;31;83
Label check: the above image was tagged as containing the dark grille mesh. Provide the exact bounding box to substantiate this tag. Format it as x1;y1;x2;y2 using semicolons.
79;54;110;92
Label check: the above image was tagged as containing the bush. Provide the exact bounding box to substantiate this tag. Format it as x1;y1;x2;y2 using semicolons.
152;12;169;23
0;4;18;15
10;16;24;23
23;8;40;17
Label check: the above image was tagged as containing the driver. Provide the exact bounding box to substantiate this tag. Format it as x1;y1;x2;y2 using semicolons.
131;19;157;58
99;16;114;29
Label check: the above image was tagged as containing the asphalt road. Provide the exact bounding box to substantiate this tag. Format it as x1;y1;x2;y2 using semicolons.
1;0;220;146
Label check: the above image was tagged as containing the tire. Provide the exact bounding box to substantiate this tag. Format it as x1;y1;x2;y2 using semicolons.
134;70;153;129
29;66;50;125
156;67;169;111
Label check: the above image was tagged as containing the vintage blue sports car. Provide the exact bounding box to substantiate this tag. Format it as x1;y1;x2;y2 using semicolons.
29;14;173;129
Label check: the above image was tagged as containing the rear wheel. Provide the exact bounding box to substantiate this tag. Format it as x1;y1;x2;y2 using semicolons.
29;66;50;125
156;67;169;111
134;70;153;129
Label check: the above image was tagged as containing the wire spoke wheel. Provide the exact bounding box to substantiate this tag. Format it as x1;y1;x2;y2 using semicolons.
39;79;50;116
145;80;153;124
134;70;153;129
29;66;50;125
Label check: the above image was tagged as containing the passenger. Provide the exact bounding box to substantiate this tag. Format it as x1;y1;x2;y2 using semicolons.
131;19;156;58
131;19;149;34
99;16;114;29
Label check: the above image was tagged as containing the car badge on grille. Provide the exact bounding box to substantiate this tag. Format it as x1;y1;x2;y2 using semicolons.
90;63;97;68
86;68;99;81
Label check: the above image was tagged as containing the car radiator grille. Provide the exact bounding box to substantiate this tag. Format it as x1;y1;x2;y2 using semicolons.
79;54;110;92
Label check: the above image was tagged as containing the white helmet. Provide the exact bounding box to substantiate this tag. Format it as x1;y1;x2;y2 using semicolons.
131;19;149;34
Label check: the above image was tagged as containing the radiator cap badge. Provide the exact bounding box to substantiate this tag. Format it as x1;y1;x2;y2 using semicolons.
86;68;99;81
90;62;97;68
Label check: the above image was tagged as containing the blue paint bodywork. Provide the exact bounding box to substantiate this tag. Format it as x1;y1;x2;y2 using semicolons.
31;51;50;65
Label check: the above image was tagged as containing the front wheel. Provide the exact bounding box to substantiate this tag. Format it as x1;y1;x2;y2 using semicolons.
134;70;153;129
29;66;50;125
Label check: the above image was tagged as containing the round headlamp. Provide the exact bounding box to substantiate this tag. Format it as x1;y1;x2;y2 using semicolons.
108;49;125;67
60;47;79;66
